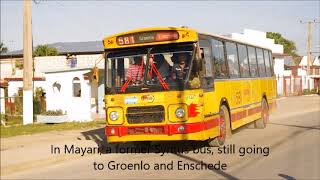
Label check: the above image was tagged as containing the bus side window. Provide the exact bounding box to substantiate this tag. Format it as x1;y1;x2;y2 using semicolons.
248;46;259;77
211;39;228;78
237;44;250;78
269;51;274;76
256;48;266;77
263;49;271;77
226;42;240;78
199;39;214;90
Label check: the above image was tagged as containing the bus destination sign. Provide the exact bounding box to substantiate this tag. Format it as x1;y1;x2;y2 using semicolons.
116;31;179;46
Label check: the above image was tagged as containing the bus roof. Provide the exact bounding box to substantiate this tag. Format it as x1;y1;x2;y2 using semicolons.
198;32;272;51
102;27;272;51
102;27;198;49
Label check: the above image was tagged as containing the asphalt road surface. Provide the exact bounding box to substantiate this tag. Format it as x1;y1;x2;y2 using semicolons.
1;95;320;179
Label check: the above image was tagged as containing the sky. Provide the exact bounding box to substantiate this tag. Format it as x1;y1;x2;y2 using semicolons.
1;0;319;56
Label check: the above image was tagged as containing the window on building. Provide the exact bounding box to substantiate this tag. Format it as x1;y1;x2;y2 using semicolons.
237;44;250;78
256;48;266;77
211;39;228;78
248;46;258;77
226;42;240;78
73;77;81;97
263;50;271;77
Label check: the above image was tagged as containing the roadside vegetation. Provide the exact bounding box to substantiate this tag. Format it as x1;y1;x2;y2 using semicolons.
0;119;105;138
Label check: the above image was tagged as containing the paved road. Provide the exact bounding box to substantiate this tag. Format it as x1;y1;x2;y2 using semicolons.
1;95;320;179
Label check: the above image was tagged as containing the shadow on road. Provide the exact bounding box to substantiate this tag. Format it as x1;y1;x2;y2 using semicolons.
278;173;297;180
269;122;320;130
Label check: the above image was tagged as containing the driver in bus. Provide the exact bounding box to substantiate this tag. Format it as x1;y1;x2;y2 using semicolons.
172;53;190;80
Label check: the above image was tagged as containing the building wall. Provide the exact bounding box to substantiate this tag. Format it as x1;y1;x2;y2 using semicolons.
1;54;105;121
298;68;315;90
45;70;92;122
0;88;5;114
231;29;284;54
34;54;104;77
7;81;46;97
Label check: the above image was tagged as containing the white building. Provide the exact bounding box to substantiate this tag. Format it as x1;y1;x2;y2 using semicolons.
44;68;92;122
298;55;320;91
0;45;106;122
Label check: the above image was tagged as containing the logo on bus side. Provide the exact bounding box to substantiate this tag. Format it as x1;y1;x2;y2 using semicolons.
141;95;155;103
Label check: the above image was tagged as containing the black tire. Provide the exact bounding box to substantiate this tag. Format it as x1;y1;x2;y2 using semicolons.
255;98;269;129
208;105;231;147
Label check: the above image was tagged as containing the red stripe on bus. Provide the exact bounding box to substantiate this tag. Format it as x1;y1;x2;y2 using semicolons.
231;110;247;122
248;106;261;116
106;102;276;137
105;118;220;136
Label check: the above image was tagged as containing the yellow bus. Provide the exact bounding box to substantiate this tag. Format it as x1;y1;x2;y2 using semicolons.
102;27;276;146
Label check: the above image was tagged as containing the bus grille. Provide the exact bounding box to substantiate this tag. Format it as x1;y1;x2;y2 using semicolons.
126;105;165;124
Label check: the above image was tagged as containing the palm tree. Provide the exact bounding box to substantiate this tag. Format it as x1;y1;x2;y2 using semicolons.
0;42;8;54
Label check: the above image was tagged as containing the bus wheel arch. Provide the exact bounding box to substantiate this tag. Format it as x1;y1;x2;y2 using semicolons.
262;93;269;109
255;97;269;129
207;99;232;147
220;98;232;131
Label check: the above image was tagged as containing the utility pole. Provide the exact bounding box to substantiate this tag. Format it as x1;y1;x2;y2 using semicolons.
23;0;33;125
300;19;320;75
307;22;312;75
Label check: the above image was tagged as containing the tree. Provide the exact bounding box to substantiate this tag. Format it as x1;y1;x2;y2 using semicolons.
34;44;58;56
0;42;8;54
267;32;298;57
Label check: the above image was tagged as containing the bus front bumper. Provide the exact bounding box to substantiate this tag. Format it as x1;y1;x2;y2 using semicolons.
105;120;220;143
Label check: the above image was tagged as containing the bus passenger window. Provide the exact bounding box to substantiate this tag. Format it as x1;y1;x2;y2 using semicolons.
226;42;240;78
202;47;213;77
269;51;274;76
248;46;259;77
264;50;271;77
256;48;266;77
237;44;250;78
211;39;227;78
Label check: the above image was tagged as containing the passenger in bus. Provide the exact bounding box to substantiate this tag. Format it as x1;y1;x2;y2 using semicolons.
153;54;170;80
172;53;190;80
126;56;144;82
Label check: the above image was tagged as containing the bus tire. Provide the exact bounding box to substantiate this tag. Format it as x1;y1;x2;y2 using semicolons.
208;105;231;147
255;98;269;129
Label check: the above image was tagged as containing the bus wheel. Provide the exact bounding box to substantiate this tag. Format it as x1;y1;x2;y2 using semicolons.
255;99;269;129
208;105;231;147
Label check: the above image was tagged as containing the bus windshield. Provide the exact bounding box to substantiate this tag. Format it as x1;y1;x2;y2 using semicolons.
105;43;197;94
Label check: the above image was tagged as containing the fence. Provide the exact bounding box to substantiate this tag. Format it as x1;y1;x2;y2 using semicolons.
277;75;318;97
1;95;46;126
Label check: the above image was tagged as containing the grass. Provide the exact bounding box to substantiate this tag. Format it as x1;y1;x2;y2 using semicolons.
0;120;106;138
1;115;23;126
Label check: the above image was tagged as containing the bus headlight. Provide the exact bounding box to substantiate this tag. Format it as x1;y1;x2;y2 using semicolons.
109;111;119;121
175;108;185;118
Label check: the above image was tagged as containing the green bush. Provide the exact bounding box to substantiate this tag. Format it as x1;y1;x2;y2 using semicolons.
34;87;46;114
310;89;316;94
302;89;309;95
